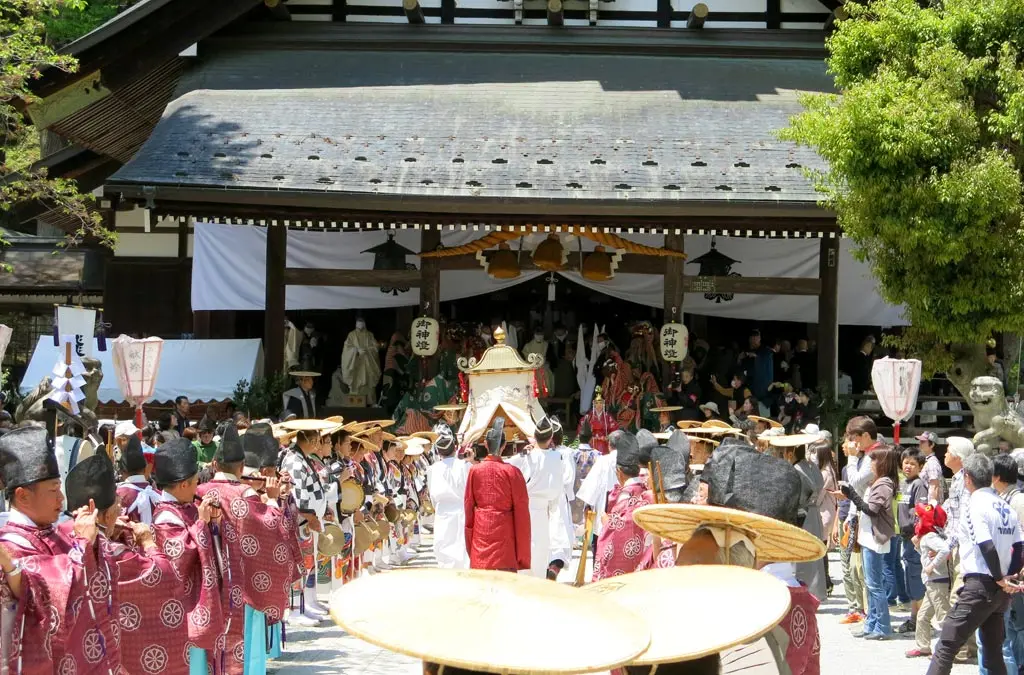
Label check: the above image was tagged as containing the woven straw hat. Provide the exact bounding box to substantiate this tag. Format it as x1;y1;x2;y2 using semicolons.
329;569;650;674
583;566;791;666
399;437;431;456
649;406;682;413
633;503;827;563
748;415;783;430
318;522;346;557
277;419;340;432
350;419;397;430
682;427;745;437
675;420;704;430
351;435;380;453
767;434;822;448
411;430;440;442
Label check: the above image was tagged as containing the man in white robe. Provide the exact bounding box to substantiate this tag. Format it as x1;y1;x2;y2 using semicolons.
425;426;469;569
548;418;576;578
510;415;564;579
576;417;619;565
339;318;381;399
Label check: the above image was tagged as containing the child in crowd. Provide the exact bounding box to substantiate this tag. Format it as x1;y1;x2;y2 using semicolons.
906;503;952;658
896;449;929;634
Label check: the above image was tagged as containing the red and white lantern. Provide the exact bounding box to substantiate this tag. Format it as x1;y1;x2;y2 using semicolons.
112;335;164;433
871;358;922;445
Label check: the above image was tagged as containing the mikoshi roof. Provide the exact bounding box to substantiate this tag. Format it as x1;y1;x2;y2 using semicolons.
328;569;650;674
583;566;791;665
633;503;827;564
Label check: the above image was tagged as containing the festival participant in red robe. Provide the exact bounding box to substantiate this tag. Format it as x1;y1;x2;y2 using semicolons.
464;418;531;572
0;426;121;675
64;451;188;675
116;435;160;524
592;430;657;580
152;438;225;675
196;425;293;675
577;388;618;455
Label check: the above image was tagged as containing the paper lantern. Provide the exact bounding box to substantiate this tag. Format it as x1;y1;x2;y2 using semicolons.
582;246;614;281
411;316;439;356
532;233;565;272
488;243;521;279
112;335;164;431
659;323;688;362
871;357;922;444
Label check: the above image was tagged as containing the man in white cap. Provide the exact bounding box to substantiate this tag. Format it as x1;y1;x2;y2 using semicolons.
426;424;469;569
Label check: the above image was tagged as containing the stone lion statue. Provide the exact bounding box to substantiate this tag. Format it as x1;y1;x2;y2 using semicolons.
15;357;103;431
970;375;1024;455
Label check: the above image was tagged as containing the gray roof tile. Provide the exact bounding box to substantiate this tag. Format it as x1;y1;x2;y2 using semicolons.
111;49;832;204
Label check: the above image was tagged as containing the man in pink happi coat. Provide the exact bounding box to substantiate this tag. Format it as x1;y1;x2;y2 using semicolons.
592;430;657;580
196;425;295;675
0;426;124;675
152;437;225;675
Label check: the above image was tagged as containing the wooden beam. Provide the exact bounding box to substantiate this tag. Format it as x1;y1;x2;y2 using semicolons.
663;232;685;387
817;237;840;399
283;268;423;288
547;0;564;25
264;0;291;19
193;310;212;339
686;2;708;28
421;229;441;378
683;276;820;296
265;225;287;375
404;0;425;23
26;72;111;131
824;5;847;33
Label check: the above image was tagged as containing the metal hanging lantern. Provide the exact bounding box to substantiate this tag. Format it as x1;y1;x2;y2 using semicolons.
361;233;418;295
687;236;741;303
532;233;566;272
871;357;922;444
486;242;521;279
582;245;615;281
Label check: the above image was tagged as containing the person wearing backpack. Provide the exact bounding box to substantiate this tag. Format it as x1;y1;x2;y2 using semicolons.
906;503;953;658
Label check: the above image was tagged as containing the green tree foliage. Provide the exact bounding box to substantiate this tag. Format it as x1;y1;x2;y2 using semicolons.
1;0;114;246
781;0;1024;383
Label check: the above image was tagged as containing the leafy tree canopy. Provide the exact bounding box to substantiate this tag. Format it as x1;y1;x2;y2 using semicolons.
2;0;120;246
781;0;1024;362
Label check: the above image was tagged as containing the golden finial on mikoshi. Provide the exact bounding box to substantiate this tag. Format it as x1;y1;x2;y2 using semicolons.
493;325;506;344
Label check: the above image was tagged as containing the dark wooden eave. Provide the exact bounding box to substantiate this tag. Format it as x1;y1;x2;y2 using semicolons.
29;0;265;98
209;23;830;60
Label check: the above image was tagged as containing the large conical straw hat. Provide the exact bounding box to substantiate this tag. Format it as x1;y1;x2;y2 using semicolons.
633;503;827;563
767;433;822;448
583;566;791;665
277;419;339;432
748;415;783;429
328;569;650;674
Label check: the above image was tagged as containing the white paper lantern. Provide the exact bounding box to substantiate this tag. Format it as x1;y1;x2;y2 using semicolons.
112;335;164;407
871;357;922;444
659;323;688;363
411;317;439;356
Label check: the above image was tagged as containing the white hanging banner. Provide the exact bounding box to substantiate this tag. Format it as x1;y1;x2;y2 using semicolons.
0;325;13;368
48;336;87;415
56;306;96;359
871;357;922;444
191;223;907;326
410;316;439;356
659;323;688;362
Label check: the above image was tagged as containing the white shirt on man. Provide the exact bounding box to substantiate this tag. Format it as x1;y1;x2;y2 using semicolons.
960;486;1024;577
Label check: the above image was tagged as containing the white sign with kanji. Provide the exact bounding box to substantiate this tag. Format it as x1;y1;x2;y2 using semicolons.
659;322;688;362
411;317;439;356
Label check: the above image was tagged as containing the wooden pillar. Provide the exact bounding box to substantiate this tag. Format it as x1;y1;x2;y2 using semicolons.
193;311;212;339
818;236;840;399
421;228;442;378
663;231;685;386
264;225;287;375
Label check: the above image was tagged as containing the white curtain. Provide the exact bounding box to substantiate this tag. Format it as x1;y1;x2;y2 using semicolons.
192;223;905;325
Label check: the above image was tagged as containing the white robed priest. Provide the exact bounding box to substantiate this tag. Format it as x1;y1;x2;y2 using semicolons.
425;424;469;569
548;417;576;576
509;414;564;579
329;317;381;405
